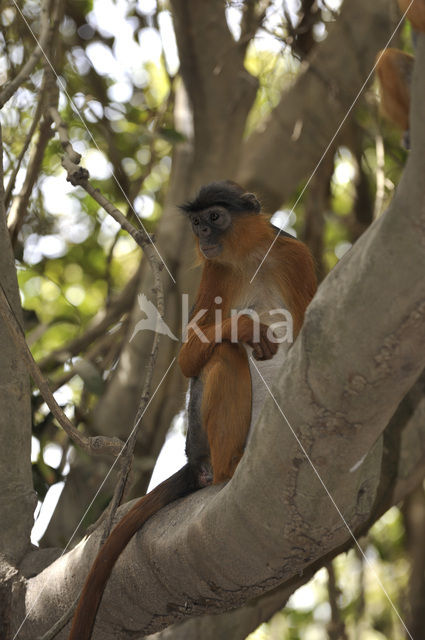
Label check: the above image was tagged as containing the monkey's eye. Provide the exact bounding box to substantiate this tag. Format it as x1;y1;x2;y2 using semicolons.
192;217;200;226
210;211;220;222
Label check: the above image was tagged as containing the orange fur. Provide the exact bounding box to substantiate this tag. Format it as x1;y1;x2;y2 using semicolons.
376;48;413;131
398;0;425;31
271;234;317;336
179;215;317;373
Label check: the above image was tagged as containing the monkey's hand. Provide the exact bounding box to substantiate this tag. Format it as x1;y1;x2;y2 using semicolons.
250;324;279;360
236;315;278;361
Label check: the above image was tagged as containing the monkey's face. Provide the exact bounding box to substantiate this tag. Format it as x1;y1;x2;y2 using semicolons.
189;207;232;259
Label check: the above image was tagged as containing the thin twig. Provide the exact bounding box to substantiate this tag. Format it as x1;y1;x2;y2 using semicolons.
7;57;61;245
0;0;53;108
374;133;386;219
4;89;45;209
7;114;55;246
239;0;271;53
326;562;349;640
38;267;140;371
47;329;121;394
0;282;124;457
48;106;165;347
48;110;165;516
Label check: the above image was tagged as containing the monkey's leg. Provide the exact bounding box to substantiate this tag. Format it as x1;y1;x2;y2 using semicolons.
201;343;252;484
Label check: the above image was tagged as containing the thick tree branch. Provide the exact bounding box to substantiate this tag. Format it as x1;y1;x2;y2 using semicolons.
15;383;425;640
12;32;425;639
237;0;398;210
145;371;425;640
0;123;35;566
170;0;258;180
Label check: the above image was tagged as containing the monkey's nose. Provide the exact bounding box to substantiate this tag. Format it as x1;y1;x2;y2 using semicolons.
199;226;211;238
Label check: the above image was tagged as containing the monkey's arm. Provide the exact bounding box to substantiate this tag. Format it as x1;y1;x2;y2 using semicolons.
271;237;317;336
179;315;277;378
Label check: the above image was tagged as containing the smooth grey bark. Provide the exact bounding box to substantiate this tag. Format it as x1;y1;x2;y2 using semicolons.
12;31;425;640
144;372;425;640
238;0;398;210
144;582;301;640
170;0;259;182
0;123;35;566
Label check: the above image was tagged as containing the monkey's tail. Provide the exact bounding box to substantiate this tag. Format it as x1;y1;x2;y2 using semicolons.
68;463;197;640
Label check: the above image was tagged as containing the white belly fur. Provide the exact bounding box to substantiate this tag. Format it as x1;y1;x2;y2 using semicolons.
244;341;290;438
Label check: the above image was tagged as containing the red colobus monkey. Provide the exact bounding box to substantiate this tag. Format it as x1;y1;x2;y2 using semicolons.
68;181;317;640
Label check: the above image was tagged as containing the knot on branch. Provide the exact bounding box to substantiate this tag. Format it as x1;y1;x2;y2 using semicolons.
89;435;123;455
63;162;90;187
133;229;152;248
60;134;81;165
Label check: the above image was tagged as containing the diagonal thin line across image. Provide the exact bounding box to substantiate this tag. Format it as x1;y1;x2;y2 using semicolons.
6;1;417;638
250;0;415;283
250;357;414;640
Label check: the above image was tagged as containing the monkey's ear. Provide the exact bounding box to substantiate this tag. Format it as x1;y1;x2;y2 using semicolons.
242;192;261;213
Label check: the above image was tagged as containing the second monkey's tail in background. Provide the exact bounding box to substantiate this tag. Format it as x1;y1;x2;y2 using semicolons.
68;463;198;640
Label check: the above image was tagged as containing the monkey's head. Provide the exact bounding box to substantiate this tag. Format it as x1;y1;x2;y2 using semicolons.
180;181;261;260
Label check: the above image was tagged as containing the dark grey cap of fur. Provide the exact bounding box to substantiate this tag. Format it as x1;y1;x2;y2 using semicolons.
179;180;261;215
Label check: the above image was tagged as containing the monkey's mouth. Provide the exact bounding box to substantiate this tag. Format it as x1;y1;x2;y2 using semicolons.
200;244;221;259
